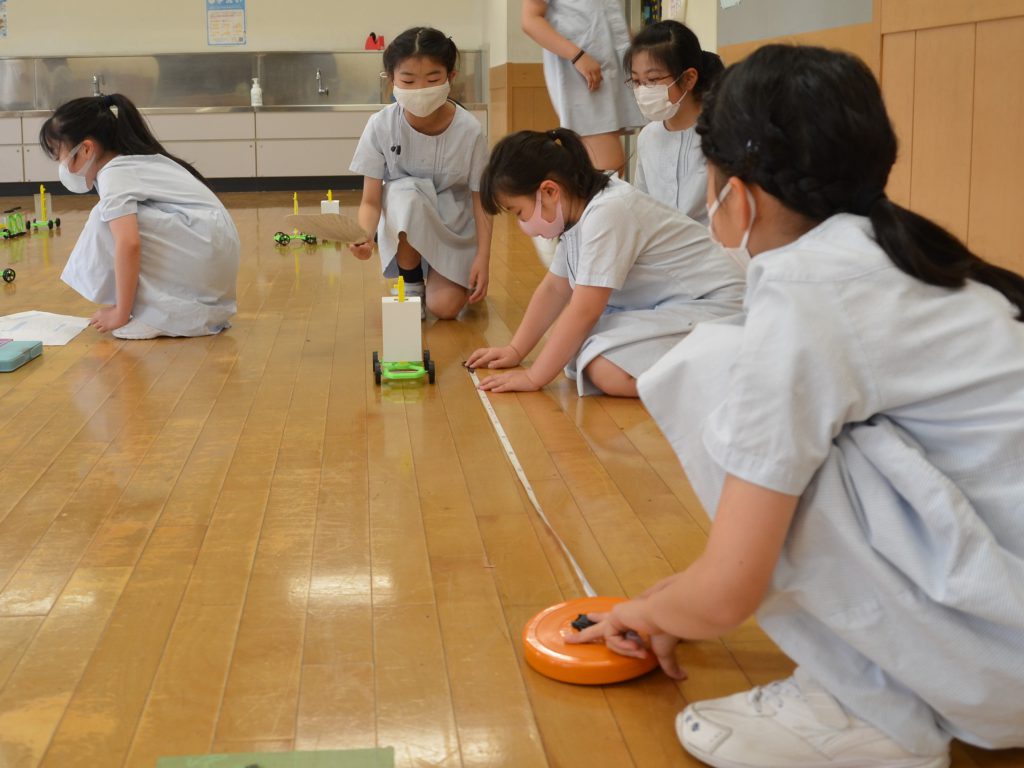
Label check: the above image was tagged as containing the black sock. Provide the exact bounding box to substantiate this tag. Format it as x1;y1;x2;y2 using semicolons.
398;263;424;283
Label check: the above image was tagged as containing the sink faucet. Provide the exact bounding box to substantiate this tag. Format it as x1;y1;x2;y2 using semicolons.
91;74;103;97
316;69;329;96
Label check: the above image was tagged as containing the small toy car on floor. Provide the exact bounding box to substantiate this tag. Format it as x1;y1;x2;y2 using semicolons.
273;230;317;246
29;185;60;232
1;208;28;240
372;349;435;385
372;277;435;385
2;268;14;283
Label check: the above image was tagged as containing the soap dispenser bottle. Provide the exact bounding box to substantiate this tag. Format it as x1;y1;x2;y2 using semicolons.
250;77;263;107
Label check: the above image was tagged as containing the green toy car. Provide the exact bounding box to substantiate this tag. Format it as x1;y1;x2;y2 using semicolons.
1;208;28;240
372;349;435;385
273;230;317;246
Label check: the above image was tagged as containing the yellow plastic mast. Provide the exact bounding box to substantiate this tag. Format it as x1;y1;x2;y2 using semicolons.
39;184;46;221
396;275;405;302
292;192;299;235
327;189;333;202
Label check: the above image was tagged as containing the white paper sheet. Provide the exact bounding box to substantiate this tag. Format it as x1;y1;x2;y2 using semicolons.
0;311;90;346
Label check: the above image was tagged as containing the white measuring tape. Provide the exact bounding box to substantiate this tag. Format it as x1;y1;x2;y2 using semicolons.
468;368;597;598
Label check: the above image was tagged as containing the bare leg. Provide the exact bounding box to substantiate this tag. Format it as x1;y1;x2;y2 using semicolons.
425;270;470;320
395;232;422;270
581;132;626;174
584;355;638;398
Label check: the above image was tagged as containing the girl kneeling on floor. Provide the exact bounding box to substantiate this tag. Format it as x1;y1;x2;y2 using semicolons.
41;94;240;340
349;26;492;320
466;128;745;397
574;45;1024;768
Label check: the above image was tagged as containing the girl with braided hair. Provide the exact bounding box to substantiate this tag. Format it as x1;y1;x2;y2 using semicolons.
466;127;744;397
571;45;1024;768
40;94;239;339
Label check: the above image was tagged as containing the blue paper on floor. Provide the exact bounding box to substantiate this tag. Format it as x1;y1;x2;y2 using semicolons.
156;748;394;768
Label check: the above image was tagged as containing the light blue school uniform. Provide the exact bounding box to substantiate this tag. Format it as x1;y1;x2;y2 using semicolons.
634;122;709;225
542;0;645;135
349;102;487;288
62;154;239;336
638;214;1024;755
550;176;745;395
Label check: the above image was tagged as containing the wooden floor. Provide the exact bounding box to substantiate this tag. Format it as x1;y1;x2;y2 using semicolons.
0;191;1019;768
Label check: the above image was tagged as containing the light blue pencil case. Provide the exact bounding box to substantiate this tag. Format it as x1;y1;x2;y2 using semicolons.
0;339;43;372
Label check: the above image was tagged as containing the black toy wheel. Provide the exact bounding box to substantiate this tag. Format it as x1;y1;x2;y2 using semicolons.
304;235;317;245
2;268;14;283
427;359;436;384
273;231;288;245
373;362;382;385
372;350;379;365
48;221;53;230
422;349;431;367
55;218;61;228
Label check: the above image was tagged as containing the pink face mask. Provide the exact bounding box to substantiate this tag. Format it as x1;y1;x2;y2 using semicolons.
518;188;565;239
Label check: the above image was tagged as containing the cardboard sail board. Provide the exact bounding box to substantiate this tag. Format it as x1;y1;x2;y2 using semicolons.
284;213;370;244
522;596;659;685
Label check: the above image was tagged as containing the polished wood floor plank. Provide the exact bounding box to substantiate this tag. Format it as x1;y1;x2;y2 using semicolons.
1;193;1016;768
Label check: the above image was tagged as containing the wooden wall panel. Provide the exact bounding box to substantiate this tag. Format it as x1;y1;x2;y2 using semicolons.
967;16;1024;274
881;0;1024;33
880;31;916;207
907;23;975;241
488;63;559;147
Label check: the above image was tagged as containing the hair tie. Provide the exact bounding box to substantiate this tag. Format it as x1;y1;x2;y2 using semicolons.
547;129;562;146
100;94;118;118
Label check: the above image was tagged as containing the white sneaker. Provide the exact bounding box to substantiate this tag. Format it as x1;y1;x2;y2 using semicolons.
404;280;426;320
531;235;559;268
112;318;171;340
677;673;950;768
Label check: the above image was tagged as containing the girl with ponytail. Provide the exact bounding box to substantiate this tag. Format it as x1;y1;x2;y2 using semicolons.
40;93;239;339
572;45;1024;768
466;127;744;397
624;20;723;224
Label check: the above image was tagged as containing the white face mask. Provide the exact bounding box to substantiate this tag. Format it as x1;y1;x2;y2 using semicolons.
707;182;756;273
58;142;96;194
634;76;686;122
392;81;451;118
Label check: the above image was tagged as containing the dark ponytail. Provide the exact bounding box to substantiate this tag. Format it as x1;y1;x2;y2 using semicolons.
624;20;723;98
383;27;459;76
40;94;209;187
480;128;610;215
697;44;1024;320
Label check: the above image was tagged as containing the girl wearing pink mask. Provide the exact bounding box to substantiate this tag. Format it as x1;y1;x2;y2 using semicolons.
349;27;492;320
466;128;744;397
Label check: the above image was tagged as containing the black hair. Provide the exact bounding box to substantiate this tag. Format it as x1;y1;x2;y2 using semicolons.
383;27;459;76
697;44;1024;320
624;20;723;98
479;128;611;216
40;94;209;187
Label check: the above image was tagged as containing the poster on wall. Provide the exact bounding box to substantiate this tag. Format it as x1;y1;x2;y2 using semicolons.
207;0;246;46
0;1;8;39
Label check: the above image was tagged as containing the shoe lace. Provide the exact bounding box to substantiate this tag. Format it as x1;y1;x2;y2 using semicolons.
746;677;804;714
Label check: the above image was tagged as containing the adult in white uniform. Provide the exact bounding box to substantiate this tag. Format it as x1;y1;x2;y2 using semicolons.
572;46;1024;768
41;94;239;339
626;20;723;225
467;128;744;398
349;27;492;320
522;0;644;173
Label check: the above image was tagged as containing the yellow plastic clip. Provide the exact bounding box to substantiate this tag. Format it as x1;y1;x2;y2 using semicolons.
396;275;405;302
40;184;46;220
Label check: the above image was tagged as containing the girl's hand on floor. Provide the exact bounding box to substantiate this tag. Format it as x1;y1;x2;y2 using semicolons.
90;306;129;334
466;344;522;370
349;241;373;260
476;370;540;393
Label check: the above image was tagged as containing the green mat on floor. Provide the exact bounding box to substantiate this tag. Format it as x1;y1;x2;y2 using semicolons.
156;747;394;768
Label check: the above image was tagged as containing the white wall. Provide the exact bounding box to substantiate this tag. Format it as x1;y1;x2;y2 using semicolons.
717;0;872;46
666;0;719;50
0;0;485;57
